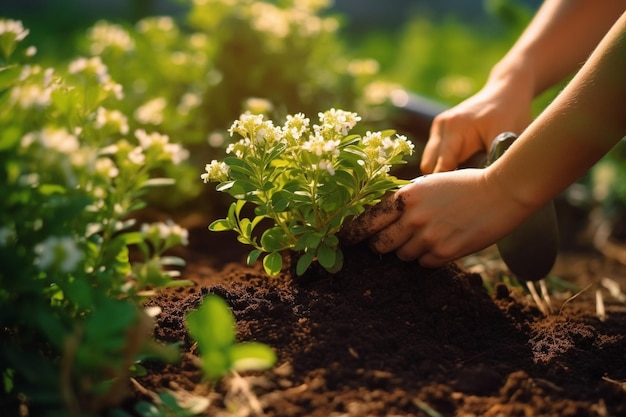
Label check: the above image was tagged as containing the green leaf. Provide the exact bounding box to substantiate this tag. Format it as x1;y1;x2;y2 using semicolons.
209;218;232;232
0;126;21;151
37;184;67;196
64;278;94;310
265;142;288;162
239;217;252;236
263;252;283;276
324;234;339;247
271;190;291;212
223;157;256;177
379;129;397;137
230;342;276;373
143;177;176;187
325;248;344;274
341;134;361;146
163;279;194;288
246;249;263;266
260;227;287;252
304;233;321;250
121;231;143;246
293;236;307;252
342;146;368;160
333;170;358;190
134;401;166;417
0;64;21;91
186;295;236;351
159;256;186;267
216;180;235;192
296;252;315;276
317;242;336;269
201;349;231;380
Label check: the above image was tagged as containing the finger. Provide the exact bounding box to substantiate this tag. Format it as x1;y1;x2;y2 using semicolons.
433;152;458;173
418;252;450;268
339;193;405;246
368;215;414;255
420;123;444;175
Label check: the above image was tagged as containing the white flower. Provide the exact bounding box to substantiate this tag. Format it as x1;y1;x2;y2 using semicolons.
94;106;129;135
177;92;202;115
25;45;37;57
135;128;168;149
201;160;230;183
10;83;52;109
302;132;340;157
95;157;119;178
317;159;335;176
140;16;175;33
0;19;29;41
134;129;188;164
21;127;79;154
141;220;189;246
317;108;361;136
243;97;274;115
228;113;265;138
249;3;289;39
128;147;145;165
99;144;119;155
0;226;15;246
189;32;208;49
283;112;310;141
134;97;167;125
68;56;110;84
88;21;135;55
164;143;189;165
34;236;82;273
347;59;379;77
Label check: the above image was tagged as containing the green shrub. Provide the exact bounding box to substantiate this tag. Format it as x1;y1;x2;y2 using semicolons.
76;0;392;207
0;19;190;415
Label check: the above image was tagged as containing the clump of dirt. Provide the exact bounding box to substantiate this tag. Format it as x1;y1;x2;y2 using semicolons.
135;240;626;416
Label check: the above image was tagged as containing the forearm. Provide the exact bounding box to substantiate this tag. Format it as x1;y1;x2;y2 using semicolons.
489;11;626;209
488;0;625;97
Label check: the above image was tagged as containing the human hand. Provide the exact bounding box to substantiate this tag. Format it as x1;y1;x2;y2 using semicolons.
421;78;533;174
340;169;534;268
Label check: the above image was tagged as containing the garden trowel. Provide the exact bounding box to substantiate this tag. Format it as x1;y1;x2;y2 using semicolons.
390;90;559;283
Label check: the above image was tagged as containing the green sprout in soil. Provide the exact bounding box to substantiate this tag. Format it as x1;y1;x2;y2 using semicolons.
202;109;414;276
186;294;276;380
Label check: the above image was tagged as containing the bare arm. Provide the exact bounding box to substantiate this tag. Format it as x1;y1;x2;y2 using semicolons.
422;0;625;173
490;9;626;210
343;11;626;267
492;0;625;95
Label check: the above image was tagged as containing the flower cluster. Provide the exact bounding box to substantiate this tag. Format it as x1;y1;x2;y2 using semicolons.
87;20;135;55
203;109;414;276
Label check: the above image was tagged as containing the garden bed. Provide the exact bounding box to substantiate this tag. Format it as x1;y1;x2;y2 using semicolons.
133;220;626;417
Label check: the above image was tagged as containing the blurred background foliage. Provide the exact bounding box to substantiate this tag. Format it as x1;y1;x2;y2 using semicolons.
2;0;624;242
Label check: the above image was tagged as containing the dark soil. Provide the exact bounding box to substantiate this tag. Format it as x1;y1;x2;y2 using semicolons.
133;216;626;417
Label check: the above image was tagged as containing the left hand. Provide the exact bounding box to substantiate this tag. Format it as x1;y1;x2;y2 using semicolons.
340;169;533;268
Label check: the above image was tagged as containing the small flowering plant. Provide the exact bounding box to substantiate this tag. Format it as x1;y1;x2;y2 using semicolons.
202;109;414;276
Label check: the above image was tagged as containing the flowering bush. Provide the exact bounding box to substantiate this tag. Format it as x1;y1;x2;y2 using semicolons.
77;0;395;207
202;109;414;276
0;19;193;415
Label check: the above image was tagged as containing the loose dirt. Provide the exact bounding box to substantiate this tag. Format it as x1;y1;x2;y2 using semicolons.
130;221;626;417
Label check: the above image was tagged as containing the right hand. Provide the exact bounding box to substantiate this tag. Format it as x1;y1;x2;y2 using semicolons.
420;77;534;174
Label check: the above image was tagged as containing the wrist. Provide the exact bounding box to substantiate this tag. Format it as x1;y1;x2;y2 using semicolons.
487;56;537;96
484;159;547;217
